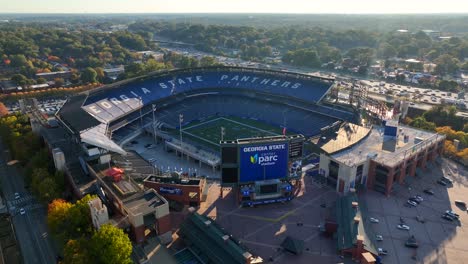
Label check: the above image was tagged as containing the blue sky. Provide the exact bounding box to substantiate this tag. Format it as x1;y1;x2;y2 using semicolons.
0;0;467;14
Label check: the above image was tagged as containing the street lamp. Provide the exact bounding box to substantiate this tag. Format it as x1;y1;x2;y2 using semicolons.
152;104;157;144
179;114;184;159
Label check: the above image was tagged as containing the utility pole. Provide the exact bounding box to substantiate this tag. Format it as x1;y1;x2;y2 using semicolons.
152;104;157;144
179;114;184;159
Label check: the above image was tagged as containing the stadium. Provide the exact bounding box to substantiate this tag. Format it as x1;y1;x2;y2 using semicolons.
57;66;359;205
53;66;445;254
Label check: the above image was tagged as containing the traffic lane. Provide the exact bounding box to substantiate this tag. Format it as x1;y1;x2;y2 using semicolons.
12;213;44;264
31;208;56;263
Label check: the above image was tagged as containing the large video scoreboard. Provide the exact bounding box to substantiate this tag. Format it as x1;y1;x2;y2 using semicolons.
220;135;305;186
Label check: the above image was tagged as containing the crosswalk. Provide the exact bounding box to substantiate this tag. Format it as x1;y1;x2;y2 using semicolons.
6;194;45;216
7;194;34;207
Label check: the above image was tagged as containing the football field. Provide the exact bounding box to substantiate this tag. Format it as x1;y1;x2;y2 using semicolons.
180;116;289;148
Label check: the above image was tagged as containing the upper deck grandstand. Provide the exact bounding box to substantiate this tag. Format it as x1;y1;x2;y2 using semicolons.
57;66;357;167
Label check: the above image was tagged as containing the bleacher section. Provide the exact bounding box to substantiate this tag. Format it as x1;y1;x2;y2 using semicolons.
82;67;334;123
110;92;345;145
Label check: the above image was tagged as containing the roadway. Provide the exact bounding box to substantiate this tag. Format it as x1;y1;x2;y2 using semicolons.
0;140;56;264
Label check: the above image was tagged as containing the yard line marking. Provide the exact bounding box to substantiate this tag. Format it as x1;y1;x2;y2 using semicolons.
220;117;279;136
182;117;223;130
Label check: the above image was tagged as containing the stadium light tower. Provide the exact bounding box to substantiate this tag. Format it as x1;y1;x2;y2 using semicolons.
179;114;184;159
152;104;157;144
221;126;225;142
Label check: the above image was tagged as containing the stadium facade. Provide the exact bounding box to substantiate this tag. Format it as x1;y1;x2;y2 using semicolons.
54;66;444;240
57;66;357;208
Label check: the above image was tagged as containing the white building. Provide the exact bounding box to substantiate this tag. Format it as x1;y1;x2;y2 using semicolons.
88;197;109;230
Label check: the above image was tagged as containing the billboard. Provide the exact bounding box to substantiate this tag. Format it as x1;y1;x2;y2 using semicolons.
239;142;288;182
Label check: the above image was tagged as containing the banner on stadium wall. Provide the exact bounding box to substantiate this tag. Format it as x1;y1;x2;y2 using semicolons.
159;186;183;195
239;142;288;182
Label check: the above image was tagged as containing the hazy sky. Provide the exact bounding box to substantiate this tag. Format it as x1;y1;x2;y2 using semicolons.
1;0;467;14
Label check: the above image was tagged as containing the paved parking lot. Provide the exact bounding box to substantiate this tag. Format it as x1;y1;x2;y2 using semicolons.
360;158;468;264
197;176;342;263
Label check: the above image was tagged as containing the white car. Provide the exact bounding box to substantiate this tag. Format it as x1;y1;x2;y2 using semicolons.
378;248;388;255
397;224;410;230
407;200;418;207
19;208;25;215
14;192;20;200
370;217;379;223
376;235;383;241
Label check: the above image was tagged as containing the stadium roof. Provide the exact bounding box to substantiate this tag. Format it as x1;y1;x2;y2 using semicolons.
336;192;377;255
179;211;254;264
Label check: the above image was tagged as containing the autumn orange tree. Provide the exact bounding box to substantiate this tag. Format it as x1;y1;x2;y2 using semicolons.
0;102;9;117
48;195;96;242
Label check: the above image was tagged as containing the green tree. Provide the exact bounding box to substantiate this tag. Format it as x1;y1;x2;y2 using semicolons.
410;116;436;131
199;56;218;67
11;74;32;86
89;224;133;264
36;77;47;84
434;54;460;75
9;55;30;67
63;239;91;264
81;67;98;83
378;42;397;59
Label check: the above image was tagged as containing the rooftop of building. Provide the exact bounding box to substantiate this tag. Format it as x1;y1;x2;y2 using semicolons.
37;121;96;194
331;124;444;167
179;211;254;264
336;192;377;256
315;123;371;155
144;175;202;186
91;161;167;215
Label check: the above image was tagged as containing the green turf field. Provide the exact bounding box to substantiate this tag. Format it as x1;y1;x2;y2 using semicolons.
179;116;291;148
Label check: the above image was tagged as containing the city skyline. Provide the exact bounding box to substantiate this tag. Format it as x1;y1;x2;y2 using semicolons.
1;0;468;14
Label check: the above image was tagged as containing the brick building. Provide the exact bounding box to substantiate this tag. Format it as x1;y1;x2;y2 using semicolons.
143;175;207;207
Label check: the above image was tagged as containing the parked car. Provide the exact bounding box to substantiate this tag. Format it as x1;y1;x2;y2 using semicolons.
424;189;434;195
437;179;447;186
414;195;424;202
397;224;410;230
407;200;418;207
441;176;453;184
19;208;25;215
378;248;388;256
14;192;20;200
442;213;454;221
405;236;419;248
376;235;383;241
416;216;425;223
370;217;379;223
409;198;420;204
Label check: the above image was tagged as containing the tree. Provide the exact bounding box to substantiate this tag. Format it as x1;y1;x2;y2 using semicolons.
94;67;105;82
410;116;436;131
81;67;98;84
199;56;217;67
89;224;133;264
434;54;460;76
9;55;29;67
63;239;91;264
48;199;73;238
378;43;397;59
0;103;9;117
36;77;47;84
11;74;31;86
438;80;459;92
54;78;65;87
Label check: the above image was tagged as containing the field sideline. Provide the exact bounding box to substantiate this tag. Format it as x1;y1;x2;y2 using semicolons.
178;116;292;148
